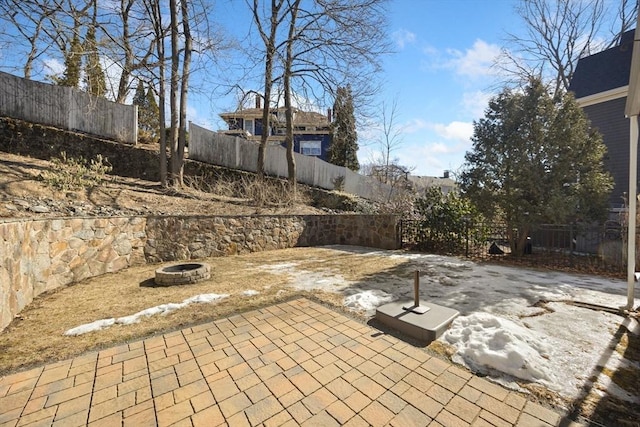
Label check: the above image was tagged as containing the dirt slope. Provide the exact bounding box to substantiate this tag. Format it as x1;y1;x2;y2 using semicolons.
0;152;326;219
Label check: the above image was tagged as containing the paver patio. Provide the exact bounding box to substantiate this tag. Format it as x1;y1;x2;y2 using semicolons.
0;298;583;427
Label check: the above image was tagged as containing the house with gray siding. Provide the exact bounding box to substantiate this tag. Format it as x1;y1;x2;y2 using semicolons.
569;29;636;210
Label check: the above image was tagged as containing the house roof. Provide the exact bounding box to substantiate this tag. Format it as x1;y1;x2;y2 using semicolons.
219;108;265;120
569;29;635;99
626;20;640;116
219;107;330;126
408;175;456;191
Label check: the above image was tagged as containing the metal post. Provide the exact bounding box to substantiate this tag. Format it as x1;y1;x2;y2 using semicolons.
414;270;420;307
404;270;429;314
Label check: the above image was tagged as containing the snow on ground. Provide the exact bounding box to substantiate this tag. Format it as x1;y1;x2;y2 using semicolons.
272;246;640;404
64;293;229;336
259;263;351;291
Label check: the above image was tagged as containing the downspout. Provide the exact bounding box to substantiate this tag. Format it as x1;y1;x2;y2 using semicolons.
628;114;638;311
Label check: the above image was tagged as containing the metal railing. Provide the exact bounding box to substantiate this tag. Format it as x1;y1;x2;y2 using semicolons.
400;220;627;275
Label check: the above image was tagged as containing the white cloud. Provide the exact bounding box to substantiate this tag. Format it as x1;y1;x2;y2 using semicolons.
446;39;501;78
42;58;64;77
358;118;473;177
392;29;416;50
402;118;429;134
431;121;473;142
462;91;492;119
429;142;452;154
422;44;438;56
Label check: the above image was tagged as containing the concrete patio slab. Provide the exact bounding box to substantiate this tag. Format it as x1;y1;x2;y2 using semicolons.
376;300;459;343
0;298;583;427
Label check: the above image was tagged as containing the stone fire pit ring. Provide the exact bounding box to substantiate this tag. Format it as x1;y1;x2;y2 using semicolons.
154;262;211;286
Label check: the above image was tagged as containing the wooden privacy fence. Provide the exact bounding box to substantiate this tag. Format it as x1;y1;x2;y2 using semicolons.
189;122;394;201
0;71;137;144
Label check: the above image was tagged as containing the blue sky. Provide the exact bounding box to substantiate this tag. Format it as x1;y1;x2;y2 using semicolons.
0;0;519;178
193;0;520;178
371;0;517;177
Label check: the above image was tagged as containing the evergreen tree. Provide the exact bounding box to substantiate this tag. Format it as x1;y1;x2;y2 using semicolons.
133;81;160;143
57;33;82;87
133;81;146;107
328;85;359;171
84;24;106;97
143;87;160;139
461;78;613;255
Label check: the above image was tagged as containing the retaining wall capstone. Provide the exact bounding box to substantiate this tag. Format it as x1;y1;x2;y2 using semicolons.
0;214;399;331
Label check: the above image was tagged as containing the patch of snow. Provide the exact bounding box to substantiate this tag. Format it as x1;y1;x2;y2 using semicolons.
259;264;351;291
306;246;640;403
64;318;116;336
344;290;394;315
243;290;260;296
64;293;229;336
184;293;228;304
443;313;556;387
261;262;299;271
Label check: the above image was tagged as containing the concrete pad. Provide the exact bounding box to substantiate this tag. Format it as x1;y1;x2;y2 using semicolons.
376;300;459;343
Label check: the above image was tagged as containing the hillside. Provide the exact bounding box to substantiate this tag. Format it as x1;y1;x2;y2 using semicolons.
0;151;331;220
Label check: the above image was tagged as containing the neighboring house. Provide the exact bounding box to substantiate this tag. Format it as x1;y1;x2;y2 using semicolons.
408;171;457;196
219;96;333;161
569;29;636;210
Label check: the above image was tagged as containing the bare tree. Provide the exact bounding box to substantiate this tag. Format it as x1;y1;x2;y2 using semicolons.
0;0;59;79
377;97;404;185
174;0;193;186
247;0;390;191
607;0;639;47
499;0;637;96
284;0;390;112
94;0;158;103
250;0;287;178
143;0;167;185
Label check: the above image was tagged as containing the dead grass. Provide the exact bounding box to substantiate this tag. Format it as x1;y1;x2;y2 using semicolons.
0;247;406;375
0;152;324;218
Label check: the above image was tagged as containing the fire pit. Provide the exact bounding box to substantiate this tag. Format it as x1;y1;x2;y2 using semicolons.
154;262;211;286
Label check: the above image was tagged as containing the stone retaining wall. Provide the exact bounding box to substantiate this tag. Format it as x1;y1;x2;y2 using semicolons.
1;214;398;330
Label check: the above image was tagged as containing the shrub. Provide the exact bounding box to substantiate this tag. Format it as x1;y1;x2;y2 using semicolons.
40;152;112;191
412;188;484;253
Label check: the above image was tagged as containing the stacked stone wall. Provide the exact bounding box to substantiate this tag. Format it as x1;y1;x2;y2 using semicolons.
0;214;398;330
0;217;146;329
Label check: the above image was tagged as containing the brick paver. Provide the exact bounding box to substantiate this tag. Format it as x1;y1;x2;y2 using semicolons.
0;298;583;426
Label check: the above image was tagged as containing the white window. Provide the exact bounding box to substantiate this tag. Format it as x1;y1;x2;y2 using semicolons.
243;119;254;135
300;140;321;156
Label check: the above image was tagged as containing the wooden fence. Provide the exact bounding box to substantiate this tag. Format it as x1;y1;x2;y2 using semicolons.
189;122;395;201
0;71;137;144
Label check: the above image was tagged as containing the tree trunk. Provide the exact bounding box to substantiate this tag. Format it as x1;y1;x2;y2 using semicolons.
116;0;134;103
283;0;300;198
512;225;531;257
150;0;167;186
168;0;180;186
175;0;192;188
255;0;279;180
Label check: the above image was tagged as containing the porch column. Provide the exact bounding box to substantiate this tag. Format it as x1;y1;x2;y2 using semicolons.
627;114;638;311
